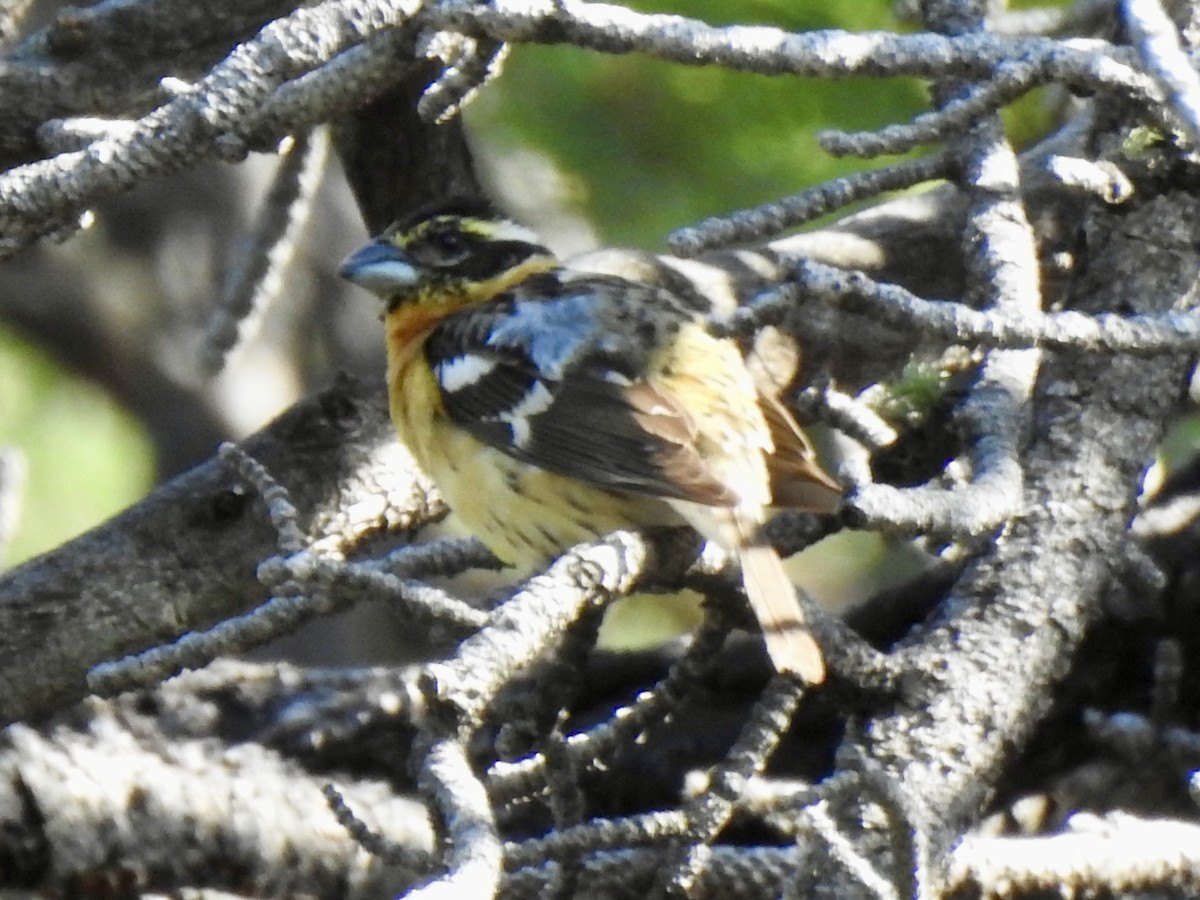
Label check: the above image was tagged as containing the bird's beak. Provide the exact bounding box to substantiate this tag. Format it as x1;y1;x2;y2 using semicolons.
338;240;420;296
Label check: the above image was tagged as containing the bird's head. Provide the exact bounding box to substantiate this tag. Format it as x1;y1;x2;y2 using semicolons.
339;198;558;312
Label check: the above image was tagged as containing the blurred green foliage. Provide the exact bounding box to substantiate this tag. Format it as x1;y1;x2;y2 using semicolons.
0;327;154;566
469;0;928;246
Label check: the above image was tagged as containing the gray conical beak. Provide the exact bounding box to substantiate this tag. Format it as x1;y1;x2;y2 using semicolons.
338;240;419;295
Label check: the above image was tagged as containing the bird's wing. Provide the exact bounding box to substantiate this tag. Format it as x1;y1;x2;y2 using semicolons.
757;391;844;514
424;281;741;506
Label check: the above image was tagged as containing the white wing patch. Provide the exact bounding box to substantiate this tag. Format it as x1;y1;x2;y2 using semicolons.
502;381;556;448
437;354;500;393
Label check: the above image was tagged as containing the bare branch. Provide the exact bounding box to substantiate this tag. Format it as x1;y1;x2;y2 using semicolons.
736;261;1200;356
410;738;503;899
0;0;301;166
422;531;661;725
487;607;728;806
951;814;1200;897
1124;0;1200;142
659;677;806;895
669;154;956;255
416;32;508;124
0;701;434;896
3;0;1200;896
0;373;441;725
425;0;1154;97
0;0;423;253
200;128;329;376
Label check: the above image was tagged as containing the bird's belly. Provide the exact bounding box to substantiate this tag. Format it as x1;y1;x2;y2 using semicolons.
433;441;668;570
391;359;674;572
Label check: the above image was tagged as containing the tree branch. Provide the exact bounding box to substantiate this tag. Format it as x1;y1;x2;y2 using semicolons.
0;373;440;725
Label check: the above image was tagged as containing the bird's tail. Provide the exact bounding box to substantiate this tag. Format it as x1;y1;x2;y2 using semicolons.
736;525;826;684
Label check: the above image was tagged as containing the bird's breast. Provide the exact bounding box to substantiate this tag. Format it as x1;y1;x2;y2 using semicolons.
386;353;676;570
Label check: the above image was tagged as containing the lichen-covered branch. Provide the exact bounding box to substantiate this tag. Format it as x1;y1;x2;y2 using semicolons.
3;0;1200;897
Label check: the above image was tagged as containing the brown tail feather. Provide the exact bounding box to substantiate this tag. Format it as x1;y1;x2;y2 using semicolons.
757;391;842;513
737;537;826;684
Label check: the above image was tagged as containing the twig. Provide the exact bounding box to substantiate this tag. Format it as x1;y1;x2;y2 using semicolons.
422;531;655;724
409;738;503;899
0;0;422;253
659;676;807;895
487;608;728;807
324;783;436;872
200;128;329;376
751;261;1200;355
426;1;1156;100
670;153;955;254
819;64;1048;158
1123;0;1200;143
417;32;509;123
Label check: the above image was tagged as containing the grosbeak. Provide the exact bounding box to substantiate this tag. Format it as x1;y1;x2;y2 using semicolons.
339;198;841;682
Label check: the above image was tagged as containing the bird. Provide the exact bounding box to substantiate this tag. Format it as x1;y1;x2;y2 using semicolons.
339;198;842;683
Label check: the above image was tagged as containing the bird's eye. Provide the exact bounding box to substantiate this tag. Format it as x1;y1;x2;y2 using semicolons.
425;230;469;265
